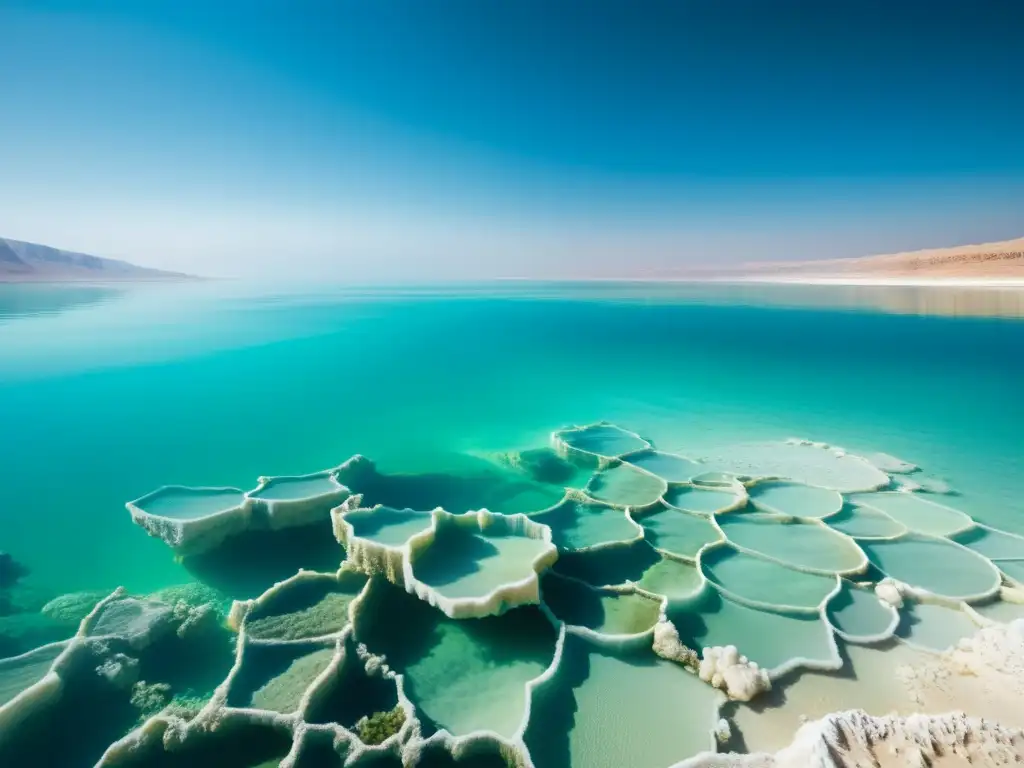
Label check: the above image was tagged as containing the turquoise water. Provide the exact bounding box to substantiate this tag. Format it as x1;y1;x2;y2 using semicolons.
3;280;1024;766
1;280;1021;596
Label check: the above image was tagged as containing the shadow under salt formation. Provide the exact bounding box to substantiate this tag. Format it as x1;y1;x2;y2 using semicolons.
240;571;367;642
352;579;556;740
226;641;335;714
525;634;720;768
182;520;344;600
552;540;661;588
305;637;400;731
102;715;294;768
345;456;566;516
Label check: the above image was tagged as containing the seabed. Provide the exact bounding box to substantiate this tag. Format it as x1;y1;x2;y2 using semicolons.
2;421;1024;767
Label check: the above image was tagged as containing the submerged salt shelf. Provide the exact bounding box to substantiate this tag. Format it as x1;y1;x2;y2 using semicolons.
6;419;1024;767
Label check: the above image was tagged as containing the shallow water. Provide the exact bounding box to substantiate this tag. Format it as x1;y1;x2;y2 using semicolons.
2;280;1024;765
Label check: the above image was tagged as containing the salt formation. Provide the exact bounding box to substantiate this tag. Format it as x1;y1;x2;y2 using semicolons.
730;710;1024;768
652;619;699;670
9;420;1024;766
127;461;354;556
698;645;771;702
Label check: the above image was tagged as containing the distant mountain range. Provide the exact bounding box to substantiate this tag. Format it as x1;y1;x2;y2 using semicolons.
0;237;193;282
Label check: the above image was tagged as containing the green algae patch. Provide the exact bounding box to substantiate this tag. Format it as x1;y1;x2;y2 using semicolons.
353;580;556;739
357;705;406;745
242;573;366;641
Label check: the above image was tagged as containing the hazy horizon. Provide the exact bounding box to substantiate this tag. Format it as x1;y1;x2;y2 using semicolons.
2;1;1022;280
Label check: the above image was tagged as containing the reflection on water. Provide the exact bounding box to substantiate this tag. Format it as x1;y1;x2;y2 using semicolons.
223;280;1024;320
0;284;123;323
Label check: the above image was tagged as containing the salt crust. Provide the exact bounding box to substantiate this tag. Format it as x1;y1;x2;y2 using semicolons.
70;422;1024;766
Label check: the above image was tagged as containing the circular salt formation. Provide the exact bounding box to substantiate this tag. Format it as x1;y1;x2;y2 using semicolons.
859;534;1001;602
585;463;666;509
701;544;838;611
748;481;843;520
553;423;650;463
824;504;907;540
622;450;704;483
825;582;898;642
530;498;641;551
248;472;343;502
663;485;744;515
850;492;973;537
132;486;247;521
635;556;704;600
717;512;867;575
637;507;722;560
692;441;890;493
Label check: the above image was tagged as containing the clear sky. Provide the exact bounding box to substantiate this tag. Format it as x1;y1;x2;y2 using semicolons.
1;0;1022;279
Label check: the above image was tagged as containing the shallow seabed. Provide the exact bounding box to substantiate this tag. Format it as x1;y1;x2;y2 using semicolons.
1;281;1023;766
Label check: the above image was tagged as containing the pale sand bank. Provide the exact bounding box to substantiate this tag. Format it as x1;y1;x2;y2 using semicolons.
736;237;1024;284
705;618;1024;767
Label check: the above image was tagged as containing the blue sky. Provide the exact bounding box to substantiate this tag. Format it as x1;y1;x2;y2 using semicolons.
1;0;1022;279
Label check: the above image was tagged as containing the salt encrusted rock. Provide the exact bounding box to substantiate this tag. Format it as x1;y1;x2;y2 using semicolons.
714;718;732;744
874;578;904;608
698;645;771;702
652;620;699;671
